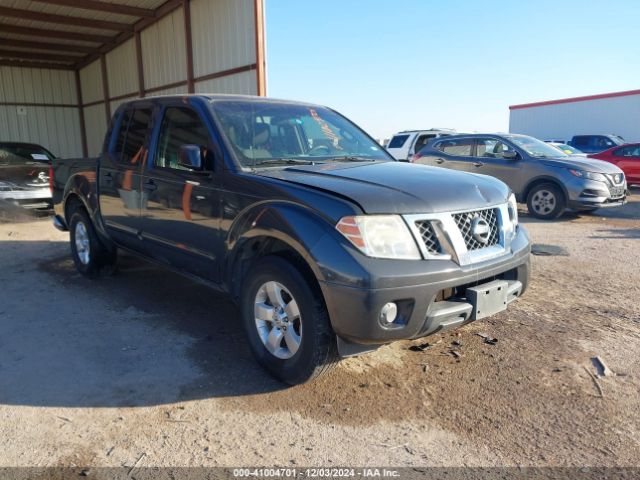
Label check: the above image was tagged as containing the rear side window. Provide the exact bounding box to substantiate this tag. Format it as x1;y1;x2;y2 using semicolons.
437;139;473;156
113;110;132;157
572;136;589;147
387;135;410;149
122;109;153;164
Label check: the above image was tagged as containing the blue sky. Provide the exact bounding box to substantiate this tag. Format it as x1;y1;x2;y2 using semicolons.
265;0;640;140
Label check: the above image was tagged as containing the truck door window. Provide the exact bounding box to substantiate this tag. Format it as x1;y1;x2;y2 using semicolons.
413;134;435;153
121;108;152;164
155;107;211;171
477;138;514;158
616;146;640;157
438;139;473;156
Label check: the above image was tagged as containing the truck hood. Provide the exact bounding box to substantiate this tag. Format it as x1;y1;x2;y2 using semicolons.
540;156;623;174
258;161;510;214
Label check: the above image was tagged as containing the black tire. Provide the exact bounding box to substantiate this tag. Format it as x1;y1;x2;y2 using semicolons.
69;207;117;278
241;256;339;385
526;183;566;220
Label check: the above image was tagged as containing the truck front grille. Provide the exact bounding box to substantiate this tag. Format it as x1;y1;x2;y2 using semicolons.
414;220;441;254
607;173;624;186
405;202;510;266
452;208;499;251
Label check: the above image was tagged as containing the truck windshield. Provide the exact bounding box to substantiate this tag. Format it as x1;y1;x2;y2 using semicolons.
507;135;569;158
211;100;390;168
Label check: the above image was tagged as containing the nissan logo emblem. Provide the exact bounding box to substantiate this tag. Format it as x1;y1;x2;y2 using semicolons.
471;217;491;244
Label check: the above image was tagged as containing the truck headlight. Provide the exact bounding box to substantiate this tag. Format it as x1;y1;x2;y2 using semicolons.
336;215;421;260
508;193;518;228
568;169;606;182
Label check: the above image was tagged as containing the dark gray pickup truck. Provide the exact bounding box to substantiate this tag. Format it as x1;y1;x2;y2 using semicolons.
52;95;531;384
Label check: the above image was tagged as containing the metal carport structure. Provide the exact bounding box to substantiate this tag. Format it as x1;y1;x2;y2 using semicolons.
0;0;266;157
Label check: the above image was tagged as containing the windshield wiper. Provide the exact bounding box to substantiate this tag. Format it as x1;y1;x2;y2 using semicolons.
330;156;375;162
252;158;318;167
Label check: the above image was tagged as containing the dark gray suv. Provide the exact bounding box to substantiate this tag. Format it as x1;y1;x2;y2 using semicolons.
414;134;627;219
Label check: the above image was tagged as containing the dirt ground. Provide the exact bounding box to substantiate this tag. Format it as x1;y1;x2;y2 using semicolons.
0;193;639;469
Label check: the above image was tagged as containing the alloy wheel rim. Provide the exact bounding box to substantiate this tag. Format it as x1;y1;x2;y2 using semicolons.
531;190;556;215
75;221;91;265
254;281;302;360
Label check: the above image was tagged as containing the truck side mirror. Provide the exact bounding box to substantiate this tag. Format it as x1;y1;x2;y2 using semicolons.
503;150;518;160
178;144;203;170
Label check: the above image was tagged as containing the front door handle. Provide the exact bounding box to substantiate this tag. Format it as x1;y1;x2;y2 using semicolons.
143;180;157;192
435;158;445;164
473;162;484;167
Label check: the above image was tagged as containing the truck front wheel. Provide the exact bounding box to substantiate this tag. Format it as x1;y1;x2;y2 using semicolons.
241;256;339;385
69;207;117;277
527;183;566;220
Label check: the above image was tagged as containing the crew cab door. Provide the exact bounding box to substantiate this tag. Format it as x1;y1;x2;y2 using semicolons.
408;133;436;159
139;103;222;282
99;106;153;249
422;138;475;171
470;137;523;191
613;145;640;183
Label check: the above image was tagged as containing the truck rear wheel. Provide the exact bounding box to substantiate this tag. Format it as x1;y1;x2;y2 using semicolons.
241;256;339;385
527;183;566;220
69;207;117;278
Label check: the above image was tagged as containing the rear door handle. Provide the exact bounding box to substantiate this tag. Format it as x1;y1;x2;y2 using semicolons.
435;158;445;164
143;180;157;192
473;162;484;167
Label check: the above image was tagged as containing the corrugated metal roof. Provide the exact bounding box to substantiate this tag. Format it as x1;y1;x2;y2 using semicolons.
0;0;178;69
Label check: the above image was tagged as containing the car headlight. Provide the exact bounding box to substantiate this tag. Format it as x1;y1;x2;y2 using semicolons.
336;215;421;260
568;169;606;182
507;193;518;228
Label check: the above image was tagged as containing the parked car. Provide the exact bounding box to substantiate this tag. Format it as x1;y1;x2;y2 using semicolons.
588;143;640;186
548;142;586;157
386;129;456;161
0;142;53;209
52;95;531;384
414;133;627;219
568;134;625;154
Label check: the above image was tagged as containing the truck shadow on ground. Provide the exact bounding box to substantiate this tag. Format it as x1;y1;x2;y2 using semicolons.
0;245;288;408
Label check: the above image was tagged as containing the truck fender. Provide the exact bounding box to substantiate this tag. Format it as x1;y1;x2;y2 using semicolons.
521;175;570;204
224;201;368;295
62;172;109;240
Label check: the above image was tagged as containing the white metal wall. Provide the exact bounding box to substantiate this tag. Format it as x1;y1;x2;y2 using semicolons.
79;59;104;105
141;8;188;90
509;95;640;143
106;38;138;98
195;71;256;95
191;0;257;82
0;66;83;158
79;59;107;156
2;1;263;158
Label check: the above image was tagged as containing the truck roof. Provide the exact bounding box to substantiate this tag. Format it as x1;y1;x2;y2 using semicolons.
122;93;324;109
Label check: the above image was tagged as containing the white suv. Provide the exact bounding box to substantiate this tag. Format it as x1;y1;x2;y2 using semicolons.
386;129;456;161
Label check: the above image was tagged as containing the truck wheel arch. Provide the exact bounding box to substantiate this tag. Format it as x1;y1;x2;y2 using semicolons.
64;192;87;222
224;203;334;302
521;176;569;204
